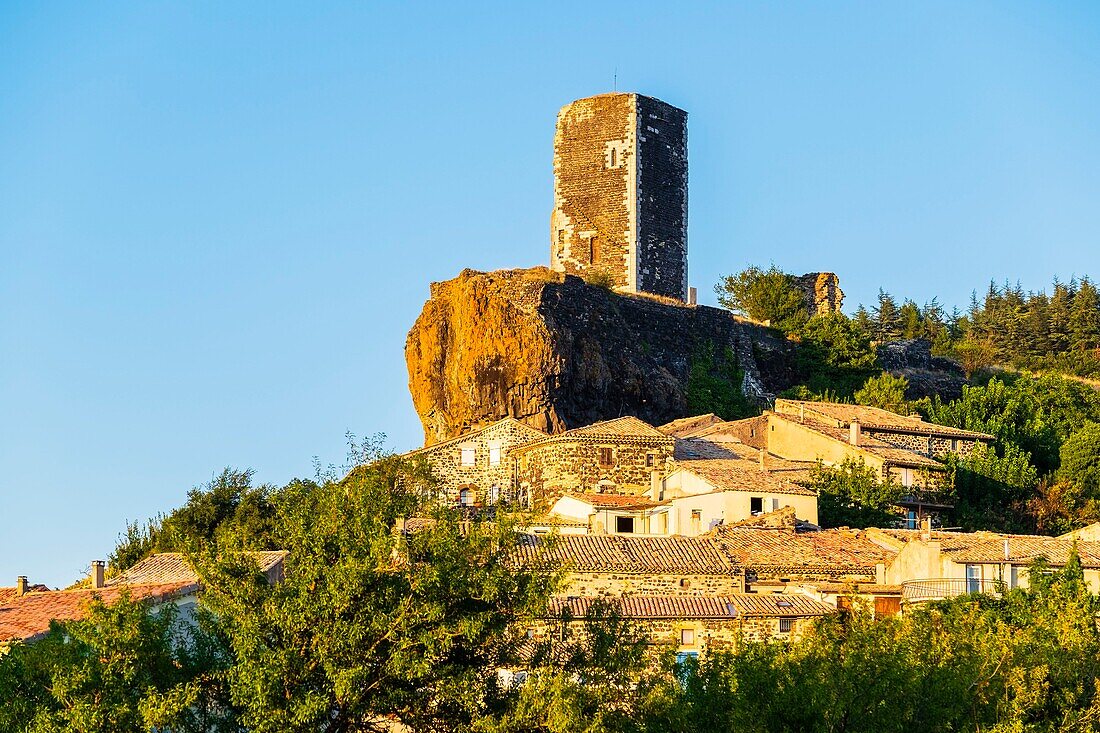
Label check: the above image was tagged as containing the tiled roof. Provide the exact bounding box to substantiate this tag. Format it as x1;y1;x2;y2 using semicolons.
548;593;835;619
674;458;816;496
515;533;739;574
709;526;896;575
0;582;197;642
407;417;546;455
108;551;287;586
514;416;674;451
771;412;944;469
657;414;724;438
560;492;662;510
879;529;1100;568
0;584;51;603
774;400;994;441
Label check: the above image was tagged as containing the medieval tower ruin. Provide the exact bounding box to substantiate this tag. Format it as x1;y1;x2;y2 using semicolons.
550;93;689;302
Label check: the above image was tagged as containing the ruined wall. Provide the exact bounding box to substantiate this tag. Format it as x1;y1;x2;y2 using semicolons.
406;268;797;445
794;272;844;316
635;96;688;300
529;615;813;654
517;439;673;508
862;429;984;459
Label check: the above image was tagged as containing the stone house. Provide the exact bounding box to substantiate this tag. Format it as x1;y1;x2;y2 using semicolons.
513;416;675;509
406;417;546;506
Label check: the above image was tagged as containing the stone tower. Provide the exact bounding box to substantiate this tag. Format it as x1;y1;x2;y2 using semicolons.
550;93;688;301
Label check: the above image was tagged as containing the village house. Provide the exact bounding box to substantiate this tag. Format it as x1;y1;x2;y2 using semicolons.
0;552;286;645
512;416;675;509
875;523;1100;604
405;417;546;506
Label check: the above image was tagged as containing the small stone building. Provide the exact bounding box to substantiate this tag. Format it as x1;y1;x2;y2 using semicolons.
406;417;546;505
512;416;675;509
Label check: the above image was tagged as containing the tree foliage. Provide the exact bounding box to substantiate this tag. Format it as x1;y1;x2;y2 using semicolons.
686;342;756;421
810;458;905;528
714;265;808;333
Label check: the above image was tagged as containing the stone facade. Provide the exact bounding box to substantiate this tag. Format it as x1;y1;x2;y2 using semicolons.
862;428;984;459
513;418;676;509
550;94;688;301
407;418;545;505
559;570;745;598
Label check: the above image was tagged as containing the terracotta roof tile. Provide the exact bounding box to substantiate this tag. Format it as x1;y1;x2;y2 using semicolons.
515;416;674;452
771;412;943;469
710;526;896;576
674;458;816;496
657;414;724;438
108;551;287;586
0;584;51;603
407;417;546;455
549;594;835;619
0;583;197;642
880;529;1100;567
775;400;994;441
515;533;738;574
560;492;662;510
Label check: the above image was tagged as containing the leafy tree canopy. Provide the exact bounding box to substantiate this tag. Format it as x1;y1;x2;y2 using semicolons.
715;265;808;334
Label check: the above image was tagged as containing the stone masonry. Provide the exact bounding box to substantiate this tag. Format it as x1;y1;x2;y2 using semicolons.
550;93;688;301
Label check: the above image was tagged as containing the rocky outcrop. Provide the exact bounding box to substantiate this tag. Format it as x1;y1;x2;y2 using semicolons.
406;268;796;445
876;339;968;400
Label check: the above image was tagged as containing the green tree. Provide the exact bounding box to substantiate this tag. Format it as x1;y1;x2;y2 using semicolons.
192;457;557;733
811;458;905;528
0;594;230;733
686;343;756;420
872;289;902;341
1070;278;1100;352
1059;422;1100;499
784;314;879;401
714;265;808;333
853;373;909;414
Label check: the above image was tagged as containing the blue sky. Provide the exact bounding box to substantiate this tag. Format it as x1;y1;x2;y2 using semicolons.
2;2;1099;587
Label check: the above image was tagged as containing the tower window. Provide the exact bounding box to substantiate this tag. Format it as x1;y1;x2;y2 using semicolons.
589;236;598;264
609;147;617;168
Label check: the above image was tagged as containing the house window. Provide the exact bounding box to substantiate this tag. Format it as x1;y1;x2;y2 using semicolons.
489;485;500;505
770;498;780;512
750;497;764;515
645;453;656;468
778;618;793;634
460;448;475;466
966;564;981;593
680;628;695;646
690;509;701;534
951;439;959;452
489;446;501;466
615;516;634;534
599;447;614;467
458;488;474;506
906;510;917;530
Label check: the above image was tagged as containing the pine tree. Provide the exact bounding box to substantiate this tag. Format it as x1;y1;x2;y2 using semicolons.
1070;278;1100;352
872;289;902;341
1049;279;1073;353
899;299;923;339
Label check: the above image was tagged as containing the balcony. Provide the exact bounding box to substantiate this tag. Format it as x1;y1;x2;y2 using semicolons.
902;578;1005;603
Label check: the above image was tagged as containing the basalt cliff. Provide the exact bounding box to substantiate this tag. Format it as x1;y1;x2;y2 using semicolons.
405;268;796;445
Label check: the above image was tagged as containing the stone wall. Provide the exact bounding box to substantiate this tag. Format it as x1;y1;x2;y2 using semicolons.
635;96;688;300
863;428;984;459
559;571;745;598
517;438;673;508
412;419;544;504
793;272;844;316
551;94;635;290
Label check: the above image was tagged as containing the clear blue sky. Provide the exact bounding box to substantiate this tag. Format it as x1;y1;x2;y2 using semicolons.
2;2;1099;587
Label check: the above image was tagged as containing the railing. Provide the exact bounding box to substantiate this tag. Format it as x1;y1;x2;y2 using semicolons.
902;578;1006;603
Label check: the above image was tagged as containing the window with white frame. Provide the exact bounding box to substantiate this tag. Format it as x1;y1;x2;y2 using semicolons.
460;448;475;466
489;445;501;466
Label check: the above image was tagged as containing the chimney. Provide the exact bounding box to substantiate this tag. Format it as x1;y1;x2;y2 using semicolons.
1004;538;1010;561
688;286;697;305
650;470;662;501
849;420;862;446
920;516;932;542
90;560;105;589
799;403;805;423
15;576;28;597
758;450;768;473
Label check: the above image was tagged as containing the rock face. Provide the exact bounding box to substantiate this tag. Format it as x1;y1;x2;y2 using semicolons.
406;268;796;445
876;339;968;400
